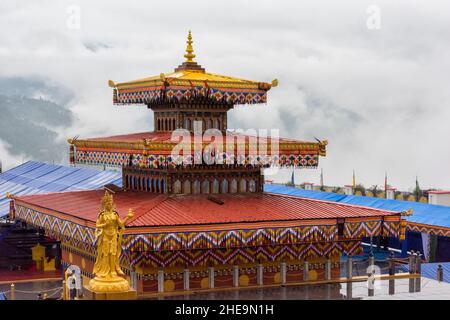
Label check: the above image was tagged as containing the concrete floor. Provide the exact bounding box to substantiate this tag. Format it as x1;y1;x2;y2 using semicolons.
1;277;449;300
0;279;62;300
149;278;450;300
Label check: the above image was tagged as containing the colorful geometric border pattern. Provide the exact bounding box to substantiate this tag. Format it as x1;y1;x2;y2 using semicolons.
122;225;337;253
75;150;319;168
15;205;97;256
114;86;267;106
344;220;399;238
127;241;363;268
407;223;450;237
14;204;390;269
381;221;400;237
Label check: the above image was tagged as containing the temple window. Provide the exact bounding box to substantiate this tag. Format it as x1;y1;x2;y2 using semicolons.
230;179;237;193
157;179;161;193
201;180;210;194
183;180;191;194
221;179;228;193
173;180;181;194
248;179;256;192
239;179;247;192
212;179;219;193
193;180;201;194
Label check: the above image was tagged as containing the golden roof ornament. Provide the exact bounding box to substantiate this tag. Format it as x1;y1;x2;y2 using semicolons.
184;30;196;63
401;208;413;216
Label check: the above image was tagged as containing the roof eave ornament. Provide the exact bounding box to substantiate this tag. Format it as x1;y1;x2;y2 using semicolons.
401;208;413;216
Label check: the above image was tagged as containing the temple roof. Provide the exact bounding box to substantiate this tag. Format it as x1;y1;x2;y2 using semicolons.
109;31;277;105
112;70;274;91
73;130;324;149
69;131;327;167
14;189;401;232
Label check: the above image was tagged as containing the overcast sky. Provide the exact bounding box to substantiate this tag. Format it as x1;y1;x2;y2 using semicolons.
1;0;449;191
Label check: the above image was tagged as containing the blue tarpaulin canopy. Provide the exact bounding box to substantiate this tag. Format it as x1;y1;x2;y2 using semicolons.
401;262;450;283
264;184;450;229
0;161;122;218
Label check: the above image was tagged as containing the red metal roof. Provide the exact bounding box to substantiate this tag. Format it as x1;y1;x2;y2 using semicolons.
14;190;400;228
428;190;450;194
84;131;312;144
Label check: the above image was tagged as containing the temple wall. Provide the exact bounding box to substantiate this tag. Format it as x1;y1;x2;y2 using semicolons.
12;202;404;295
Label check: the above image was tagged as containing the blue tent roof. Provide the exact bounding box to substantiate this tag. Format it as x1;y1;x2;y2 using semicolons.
0;161;122;218
264;184;450;229
401;262;450;283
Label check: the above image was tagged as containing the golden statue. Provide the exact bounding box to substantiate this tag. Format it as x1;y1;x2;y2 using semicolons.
89;191;134;293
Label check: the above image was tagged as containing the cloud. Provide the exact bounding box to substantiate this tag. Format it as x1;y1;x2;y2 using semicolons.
0;0;449;189
0;139;24;171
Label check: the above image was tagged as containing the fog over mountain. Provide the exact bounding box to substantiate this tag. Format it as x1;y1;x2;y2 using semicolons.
0;77;74;166
1;0;450;191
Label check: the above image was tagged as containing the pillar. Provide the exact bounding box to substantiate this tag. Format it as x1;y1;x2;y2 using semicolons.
437;265;443;282
368;253;375;268
346;282;353;300
347;256;353;279
303;261;309;281
367;271;375;297
388;252;395;295
130;271;138;290
415;253;422;292
280;262;287;285
183;268;190;291
208;267;215;289
257;264;264;286
326;283;331;300
10;283;15;300
280;286;287;300
233;266;239;287
62;280;66;300
408;252;415;293
325;259;331;281
157;269;164;293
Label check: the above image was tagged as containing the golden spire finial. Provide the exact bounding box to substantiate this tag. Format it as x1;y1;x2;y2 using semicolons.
184;30;196;63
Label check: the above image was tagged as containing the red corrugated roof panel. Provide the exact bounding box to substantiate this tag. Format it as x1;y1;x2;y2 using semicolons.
83;131;311;144
14;190;400;227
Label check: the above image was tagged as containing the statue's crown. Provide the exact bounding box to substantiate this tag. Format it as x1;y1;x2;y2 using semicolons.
101;190;114;209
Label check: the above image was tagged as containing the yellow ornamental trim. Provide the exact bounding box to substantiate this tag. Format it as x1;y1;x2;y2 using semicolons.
73;139;324;153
